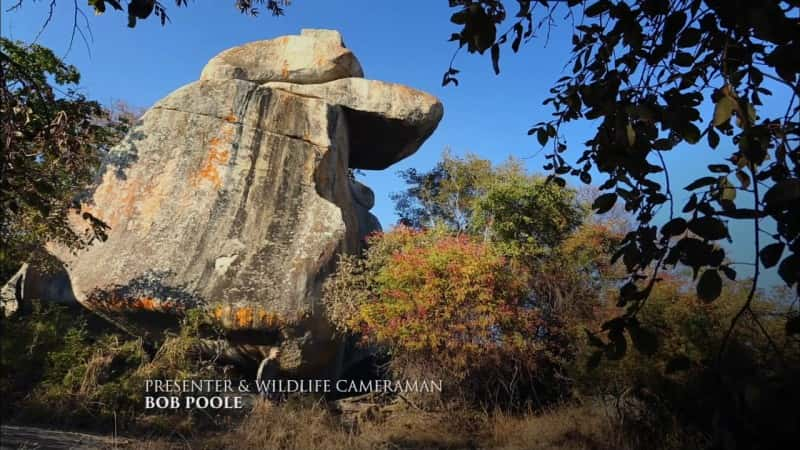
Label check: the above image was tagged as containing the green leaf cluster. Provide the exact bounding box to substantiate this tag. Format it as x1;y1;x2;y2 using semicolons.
1;39;128;279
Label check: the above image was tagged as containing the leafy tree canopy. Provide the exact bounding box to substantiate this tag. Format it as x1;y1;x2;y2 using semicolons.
391;152;621;319
392;150;494;232
471;168;586;258
443;0;800;359
0;39;127;277
393;150;586;257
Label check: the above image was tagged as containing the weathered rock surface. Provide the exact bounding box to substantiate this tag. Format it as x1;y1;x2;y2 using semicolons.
201;29;363;85
0;263;24;317
350;180;375;210
264;78;443;169
50;79;357;375
350;181;382;241
33;29;442;378
1;261;80;317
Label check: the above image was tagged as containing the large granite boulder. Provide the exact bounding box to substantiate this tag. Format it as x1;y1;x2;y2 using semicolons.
35;30;442;378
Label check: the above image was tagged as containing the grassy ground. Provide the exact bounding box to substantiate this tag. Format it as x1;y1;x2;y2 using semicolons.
128;397;702;450
0;300;774;449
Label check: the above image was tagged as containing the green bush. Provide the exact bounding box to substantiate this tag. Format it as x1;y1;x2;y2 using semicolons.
0;301;228;432
570;276;800;448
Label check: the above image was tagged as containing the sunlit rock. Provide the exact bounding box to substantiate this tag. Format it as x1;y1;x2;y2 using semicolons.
29;29;442;378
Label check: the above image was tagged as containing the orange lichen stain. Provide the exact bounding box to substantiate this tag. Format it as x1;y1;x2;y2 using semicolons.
224;113;237;123
194;148;230;188
134;297;159;311
86;178;143;230
235;307;254;328
212;307;225;321
394;84;416;97
192;124;235;189
120;186;139;218
281;60;290;79
209;305;284;330
91;294;180;314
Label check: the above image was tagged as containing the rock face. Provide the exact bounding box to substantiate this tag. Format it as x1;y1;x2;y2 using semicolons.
264;79;443;169
1;262;79;317
1;263;25;317
40;30;442;378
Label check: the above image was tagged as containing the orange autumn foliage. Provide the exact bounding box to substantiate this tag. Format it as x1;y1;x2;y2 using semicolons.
326;227;569;392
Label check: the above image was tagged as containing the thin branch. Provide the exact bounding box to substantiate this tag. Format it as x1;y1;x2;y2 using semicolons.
77;6;94;43
4;0;24;13
747;308;785;363
64;0;92;59
718;163;761;363
32;0;57;45
656;150;674;222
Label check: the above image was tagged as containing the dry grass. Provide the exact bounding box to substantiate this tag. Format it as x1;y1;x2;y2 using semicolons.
131;399;660;450
485;403;624;450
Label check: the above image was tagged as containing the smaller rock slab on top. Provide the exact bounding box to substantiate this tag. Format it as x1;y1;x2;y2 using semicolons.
201;29;364;84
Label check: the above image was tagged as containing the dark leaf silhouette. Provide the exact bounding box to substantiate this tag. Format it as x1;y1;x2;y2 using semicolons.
787;317;800;336
697;269;722;302
592;193;617;214
759;243;785;269
628;323;658;356
688;217;728;241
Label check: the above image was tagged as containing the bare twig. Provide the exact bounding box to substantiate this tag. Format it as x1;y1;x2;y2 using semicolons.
32;0;57;45
717;163;761;363
64;0;93;59
747;308;784;362
5;0;24;13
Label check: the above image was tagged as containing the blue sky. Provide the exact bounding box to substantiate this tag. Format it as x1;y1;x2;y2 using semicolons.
2;1;785;287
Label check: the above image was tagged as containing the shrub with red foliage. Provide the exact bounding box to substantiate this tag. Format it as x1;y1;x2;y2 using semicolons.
325;226;571;408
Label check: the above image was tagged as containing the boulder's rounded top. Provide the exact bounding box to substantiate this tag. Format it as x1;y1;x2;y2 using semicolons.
299;28;345;45
200;29;364;84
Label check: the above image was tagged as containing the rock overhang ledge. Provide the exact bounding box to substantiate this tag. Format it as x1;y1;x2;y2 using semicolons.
262;78;444;170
